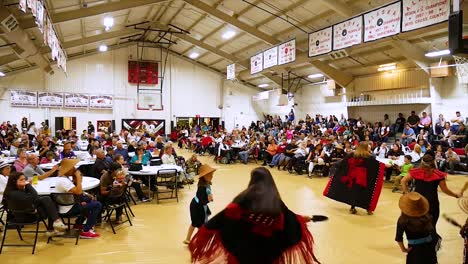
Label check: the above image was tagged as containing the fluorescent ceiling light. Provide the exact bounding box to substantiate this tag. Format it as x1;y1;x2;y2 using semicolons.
0;71;5;77
189;52;199;59
98;44;108;52
222;30;236;39
425;49;451;57
307;73;324;78
258;84;269;88
378;63;396;72
103;17;114;31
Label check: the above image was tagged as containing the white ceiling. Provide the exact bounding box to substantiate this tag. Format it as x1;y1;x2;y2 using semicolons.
0;0;466;89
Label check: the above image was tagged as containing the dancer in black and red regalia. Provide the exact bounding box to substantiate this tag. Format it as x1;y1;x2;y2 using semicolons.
323;142;385;215
189;167;321;264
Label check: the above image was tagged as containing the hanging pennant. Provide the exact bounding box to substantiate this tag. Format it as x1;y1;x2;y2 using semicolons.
42;16;49;46
308;27;333;57
333;16;363;50
26;0;34;10
36;1;44;33
19;0;27;12
402;0;450;32
30;0;38;17
364;2;401;42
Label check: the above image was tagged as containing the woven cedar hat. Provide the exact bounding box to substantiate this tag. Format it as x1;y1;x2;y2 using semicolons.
399;192;429;217
59;158;79;176
194;164;216;181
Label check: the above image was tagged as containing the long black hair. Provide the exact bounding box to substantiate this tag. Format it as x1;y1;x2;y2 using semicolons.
233;167;282;215
2;172;25;205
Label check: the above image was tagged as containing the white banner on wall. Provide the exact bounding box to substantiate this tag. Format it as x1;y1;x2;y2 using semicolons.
402;0;450;32
227;64;235;80
250;53;263;75
333;16;363;50
89;95;113;109
10;90;37;107
364;2;401;42
64;93;89;108
278;39;296;65
308;27;333;57
38;92;64;107
263;46;278;69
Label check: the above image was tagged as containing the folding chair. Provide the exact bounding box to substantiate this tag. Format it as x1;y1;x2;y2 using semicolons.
50;193;81;245
124;185;136;217
153;169;179;204
0;205;48;254
0;205;5;227
102;185;133;234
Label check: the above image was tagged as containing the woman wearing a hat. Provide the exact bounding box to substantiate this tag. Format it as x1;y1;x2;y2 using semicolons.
184;164;216;244
189;167;320;264
401;154;460;232
396;192;437;264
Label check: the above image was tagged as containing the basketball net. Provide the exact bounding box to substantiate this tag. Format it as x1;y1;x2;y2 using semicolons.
148;104;154;111
453;55;468;84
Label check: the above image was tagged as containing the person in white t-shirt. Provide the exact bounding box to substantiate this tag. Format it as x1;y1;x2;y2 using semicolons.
55;159;102;239
0;162;11;203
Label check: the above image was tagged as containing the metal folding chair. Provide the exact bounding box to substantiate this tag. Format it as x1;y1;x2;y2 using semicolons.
0;208;48;254
153;169;179;203
102;185;133;234
50;193;81;245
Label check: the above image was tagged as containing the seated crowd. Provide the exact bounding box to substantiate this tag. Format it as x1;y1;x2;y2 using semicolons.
0;110;466;241
174;110;467;180
0;120;203;241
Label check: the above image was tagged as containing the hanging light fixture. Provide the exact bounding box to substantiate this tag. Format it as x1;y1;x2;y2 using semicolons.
189;52;199;59
103;16;114;31
98;44;108;52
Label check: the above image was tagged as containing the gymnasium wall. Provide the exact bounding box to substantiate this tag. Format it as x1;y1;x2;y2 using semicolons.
0;45;236;134
0;44;466;134
295;84;347;119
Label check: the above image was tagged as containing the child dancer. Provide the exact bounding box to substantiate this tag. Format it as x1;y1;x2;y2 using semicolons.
395;192;437;264
183;164;216;244
392;155;413;193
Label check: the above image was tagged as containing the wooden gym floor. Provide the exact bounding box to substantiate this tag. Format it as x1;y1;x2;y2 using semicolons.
0;149;465;264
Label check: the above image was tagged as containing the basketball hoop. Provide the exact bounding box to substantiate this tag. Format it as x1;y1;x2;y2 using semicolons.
453;55;468;84
148;104;154;111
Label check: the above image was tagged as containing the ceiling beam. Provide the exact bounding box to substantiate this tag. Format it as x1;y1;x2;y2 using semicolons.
20;0;170;29
166;3;186;24
62;28;141;49
391;39;431;74
0;8;53;74
150;21;283;86
0;53;19;66
182;0;277;45
315;0;354;17
182;0;355;89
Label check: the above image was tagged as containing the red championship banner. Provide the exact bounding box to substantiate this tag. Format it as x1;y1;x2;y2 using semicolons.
309;27;332;57
333;16;363;50
364;2;401;42
278;39;296;65
402;0;450;32
250;53;263;75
